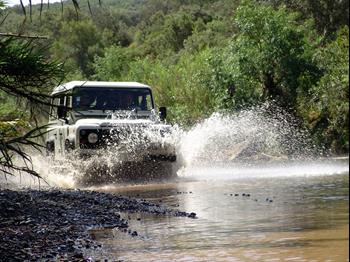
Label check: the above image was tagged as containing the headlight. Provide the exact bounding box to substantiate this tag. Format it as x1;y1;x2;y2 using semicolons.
87;132;98;144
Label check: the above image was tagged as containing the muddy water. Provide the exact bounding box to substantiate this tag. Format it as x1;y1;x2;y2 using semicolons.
4;105;347;261
87;159;349;261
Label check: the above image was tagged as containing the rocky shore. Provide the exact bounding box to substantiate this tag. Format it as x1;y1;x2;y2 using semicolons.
0;189;196;261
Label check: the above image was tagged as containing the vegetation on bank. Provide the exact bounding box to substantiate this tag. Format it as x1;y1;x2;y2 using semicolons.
0;1;64;176
0;0;349;157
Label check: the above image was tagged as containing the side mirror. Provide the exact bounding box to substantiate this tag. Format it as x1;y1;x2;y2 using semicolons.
159;107;167;121
57;105;67;119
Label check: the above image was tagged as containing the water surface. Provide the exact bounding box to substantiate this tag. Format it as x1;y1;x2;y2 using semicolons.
88;159;349;261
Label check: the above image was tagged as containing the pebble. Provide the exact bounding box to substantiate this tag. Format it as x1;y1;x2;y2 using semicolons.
188;212;197;218
0;189;195;261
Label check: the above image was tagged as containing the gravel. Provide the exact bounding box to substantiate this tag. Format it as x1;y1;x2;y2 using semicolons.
0;189;195;261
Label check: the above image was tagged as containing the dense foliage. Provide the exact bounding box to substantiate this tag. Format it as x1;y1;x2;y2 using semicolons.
0;0;349;153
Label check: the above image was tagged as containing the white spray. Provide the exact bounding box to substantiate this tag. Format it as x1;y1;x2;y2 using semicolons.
2;102;346;188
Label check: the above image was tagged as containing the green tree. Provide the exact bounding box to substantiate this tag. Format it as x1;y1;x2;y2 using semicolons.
183;18;233;53
93;45;131;81
124;51;218;125
135;7;211;57
223;0;319;108
298;26;349;153
51;19;103;78
266;0;349;36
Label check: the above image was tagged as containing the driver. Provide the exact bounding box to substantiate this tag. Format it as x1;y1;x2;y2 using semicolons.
79;93;95;109
121;93;136;110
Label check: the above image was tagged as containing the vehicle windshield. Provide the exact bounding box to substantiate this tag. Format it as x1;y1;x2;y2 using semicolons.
72;87;154;111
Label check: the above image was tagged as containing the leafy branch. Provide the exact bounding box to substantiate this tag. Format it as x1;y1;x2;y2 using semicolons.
0;125;50;181
0;36;64;179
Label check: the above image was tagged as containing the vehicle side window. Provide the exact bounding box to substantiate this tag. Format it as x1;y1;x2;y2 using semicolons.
145;94;153;110
50;96;66;119
137;95;151;110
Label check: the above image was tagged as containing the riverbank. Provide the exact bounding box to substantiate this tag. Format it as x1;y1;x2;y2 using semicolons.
0;189;196;261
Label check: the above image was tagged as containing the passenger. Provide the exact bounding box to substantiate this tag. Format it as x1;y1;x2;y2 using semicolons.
104;93;120;110
121;94;136;110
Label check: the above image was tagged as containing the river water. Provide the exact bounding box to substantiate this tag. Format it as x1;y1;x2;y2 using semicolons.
3;106;348;261
86;159;349;262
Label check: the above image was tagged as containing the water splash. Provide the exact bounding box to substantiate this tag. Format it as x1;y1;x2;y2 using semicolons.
2;102;341;189
37;123;179;188
178;102;319;167
175;103;349;181
177;159;349;181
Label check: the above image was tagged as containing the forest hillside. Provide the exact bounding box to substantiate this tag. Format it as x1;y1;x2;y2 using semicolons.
0;0;349;154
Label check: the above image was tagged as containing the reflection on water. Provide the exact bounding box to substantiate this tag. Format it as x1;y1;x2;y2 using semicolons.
87;160;349;261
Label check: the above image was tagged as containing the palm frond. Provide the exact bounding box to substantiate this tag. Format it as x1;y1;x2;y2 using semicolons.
0;125;50;179
0;37;62;180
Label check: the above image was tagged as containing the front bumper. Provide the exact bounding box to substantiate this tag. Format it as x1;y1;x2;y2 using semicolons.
77;127;176;162
77;142;176;162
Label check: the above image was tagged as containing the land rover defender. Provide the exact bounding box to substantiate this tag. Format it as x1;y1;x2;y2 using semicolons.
45;81;176;163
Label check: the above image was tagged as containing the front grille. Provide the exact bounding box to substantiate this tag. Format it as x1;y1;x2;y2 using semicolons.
79;125;153;150
100;129;122;147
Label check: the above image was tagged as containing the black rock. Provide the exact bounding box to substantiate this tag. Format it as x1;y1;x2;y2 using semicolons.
188;212;197;218
72;253;84;259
